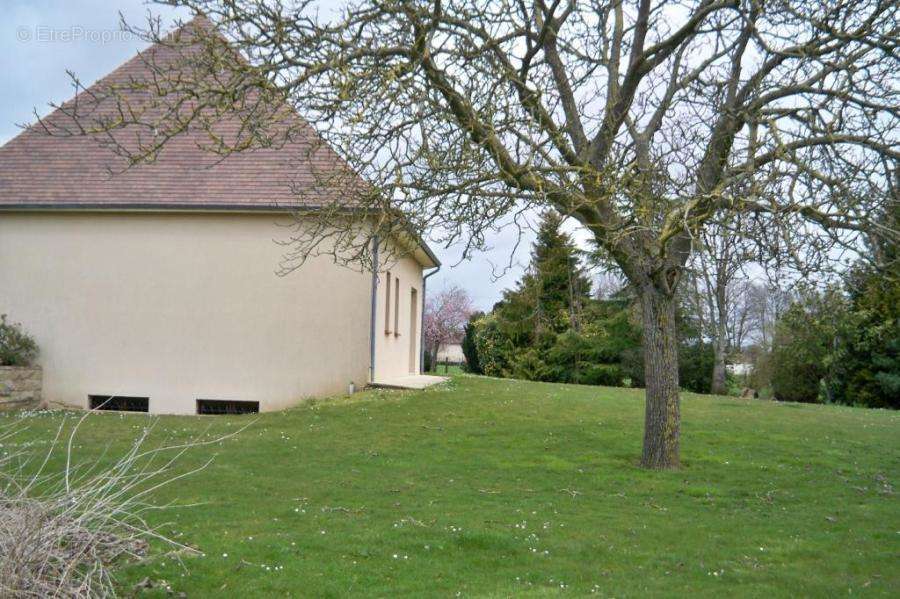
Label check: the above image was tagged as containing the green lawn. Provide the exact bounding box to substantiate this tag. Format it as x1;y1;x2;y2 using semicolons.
426;363;465;376
5;375;899;597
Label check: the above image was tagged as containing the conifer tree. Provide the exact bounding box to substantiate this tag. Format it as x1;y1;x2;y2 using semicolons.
496;212;592;341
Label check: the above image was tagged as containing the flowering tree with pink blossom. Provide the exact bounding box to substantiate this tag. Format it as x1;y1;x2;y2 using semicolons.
423;286;475;370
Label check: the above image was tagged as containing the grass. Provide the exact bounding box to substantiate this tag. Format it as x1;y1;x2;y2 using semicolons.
4;375;899;597
426;363;465;375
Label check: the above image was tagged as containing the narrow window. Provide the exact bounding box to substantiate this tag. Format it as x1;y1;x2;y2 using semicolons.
196;399;260;415
384;271;392;334
409;287;418;373
89;395;149;412
394;277;400;336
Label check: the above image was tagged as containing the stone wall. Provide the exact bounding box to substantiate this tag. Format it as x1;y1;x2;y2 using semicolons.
0;366;43;411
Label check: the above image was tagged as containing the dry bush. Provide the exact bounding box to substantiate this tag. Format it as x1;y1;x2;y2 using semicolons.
0;410;248;597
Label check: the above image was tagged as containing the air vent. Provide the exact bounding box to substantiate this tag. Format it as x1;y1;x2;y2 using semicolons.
89;395;149;412
196;399;259;415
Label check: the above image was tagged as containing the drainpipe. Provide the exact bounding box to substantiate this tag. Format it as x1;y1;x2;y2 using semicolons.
419;264;441;374
369;236;380;384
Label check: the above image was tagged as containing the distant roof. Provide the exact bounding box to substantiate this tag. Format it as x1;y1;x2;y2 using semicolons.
0;16;360;211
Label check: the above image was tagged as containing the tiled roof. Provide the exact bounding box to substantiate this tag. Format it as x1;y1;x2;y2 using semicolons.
0;16;359;210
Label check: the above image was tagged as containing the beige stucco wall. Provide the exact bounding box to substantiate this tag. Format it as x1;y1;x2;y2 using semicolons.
0;211;403;414
372;243;425;381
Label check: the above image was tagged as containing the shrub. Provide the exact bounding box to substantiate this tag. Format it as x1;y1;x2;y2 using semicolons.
540;330;612;384
509;347;554;381
543;330;590;382
748;348;774;392
678;343;715;394
577;363;624;386
836;262;900;408
762;266;900;409
461;312;483;374
620;346;645;387
771;348;824;402
581;303;642;363
724;372;744;396
473;314;515;377
770;290;848;403
0;315;38;366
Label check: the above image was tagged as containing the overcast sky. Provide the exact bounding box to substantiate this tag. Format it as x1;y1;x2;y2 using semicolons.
0;0;598;309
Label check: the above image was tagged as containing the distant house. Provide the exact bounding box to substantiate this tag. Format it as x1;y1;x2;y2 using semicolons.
727;363;753;377
436;337;466;365
0;17;439;414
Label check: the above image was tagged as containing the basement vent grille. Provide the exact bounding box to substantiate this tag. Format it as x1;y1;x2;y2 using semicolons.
196;399;260;415
89;395;149;412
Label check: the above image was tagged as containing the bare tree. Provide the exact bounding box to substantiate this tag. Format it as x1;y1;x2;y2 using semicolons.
593;272;627;301
745;281;794;350
42;1;898;468
725;278;755;353
685;215;756;394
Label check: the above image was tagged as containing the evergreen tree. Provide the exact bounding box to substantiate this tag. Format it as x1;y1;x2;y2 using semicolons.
461;312;484;374
530;211;593;333
476;211;646;386
495;211;592;342
838;207;900;408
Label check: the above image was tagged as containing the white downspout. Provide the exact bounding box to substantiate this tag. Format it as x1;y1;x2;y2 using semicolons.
419;265;440;374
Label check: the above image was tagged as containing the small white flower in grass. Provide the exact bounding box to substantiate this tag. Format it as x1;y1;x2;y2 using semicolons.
222;553;228;558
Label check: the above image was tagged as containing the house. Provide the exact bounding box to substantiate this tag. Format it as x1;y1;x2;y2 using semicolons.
726;362;754;377
436;338;466;365
0;18;440;415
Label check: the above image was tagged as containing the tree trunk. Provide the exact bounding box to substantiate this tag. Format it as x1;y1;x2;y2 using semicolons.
710;322;728;395
640;288;681;469
710;283;728;395
431;344;440;372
